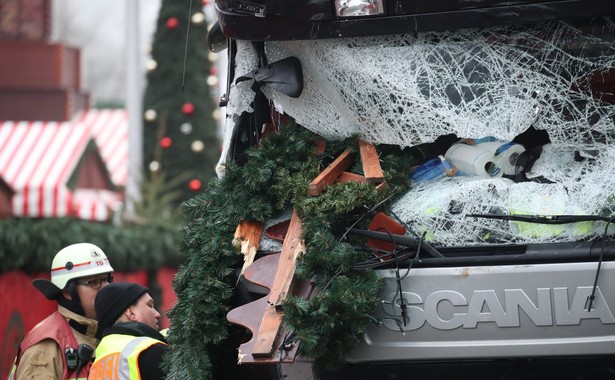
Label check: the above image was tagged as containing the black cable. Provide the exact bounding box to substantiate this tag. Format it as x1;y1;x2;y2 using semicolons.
347;228;444;258
371;228;411;327
181;0;193;92
74;362;82;380
390;233;426;327
277;330;296;364
352;231;423;333
339;193;395;243
393;249;407;327
587;218;615;311
351;247;417;270
400;232;425;280
73;344;94;380
321;268;343;293
390;210;420;239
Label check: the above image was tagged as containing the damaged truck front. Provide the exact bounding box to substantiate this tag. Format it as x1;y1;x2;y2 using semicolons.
207;1;615;379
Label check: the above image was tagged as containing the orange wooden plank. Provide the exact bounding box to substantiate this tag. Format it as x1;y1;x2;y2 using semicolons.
308;149;354;196
252;210;304;357
358;140;384;183
336;171;366;184
376;181;389;191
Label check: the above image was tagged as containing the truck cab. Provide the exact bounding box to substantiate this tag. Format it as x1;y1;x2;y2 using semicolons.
207;1;615;378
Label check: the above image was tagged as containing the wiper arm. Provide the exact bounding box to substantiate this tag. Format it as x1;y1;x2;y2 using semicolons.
466;214;615;224
348;229;444;258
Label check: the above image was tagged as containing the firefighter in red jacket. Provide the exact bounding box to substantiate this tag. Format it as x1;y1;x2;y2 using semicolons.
9;243;115;380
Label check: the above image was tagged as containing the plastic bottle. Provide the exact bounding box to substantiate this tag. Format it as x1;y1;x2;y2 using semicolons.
410;155;455;182
444;143;502;178
474;141;525;176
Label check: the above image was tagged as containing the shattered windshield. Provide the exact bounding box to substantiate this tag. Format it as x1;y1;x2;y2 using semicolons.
225;17;615;247
265;18;615;147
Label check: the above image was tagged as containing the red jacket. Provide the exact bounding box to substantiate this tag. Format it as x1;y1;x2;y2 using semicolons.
11;310;93;380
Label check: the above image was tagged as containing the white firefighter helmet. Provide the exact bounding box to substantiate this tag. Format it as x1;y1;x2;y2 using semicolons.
50;243;114;289
33;243;114;300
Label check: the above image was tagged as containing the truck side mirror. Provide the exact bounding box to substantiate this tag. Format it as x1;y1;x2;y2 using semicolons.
236;56;304;98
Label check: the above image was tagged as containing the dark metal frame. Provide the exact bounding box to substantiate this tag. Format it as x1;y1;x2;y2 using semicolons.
215;0;615;41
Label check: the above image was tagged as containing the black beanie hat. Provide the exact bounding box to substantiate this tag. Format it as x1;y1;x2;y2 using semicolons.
95;282;149;331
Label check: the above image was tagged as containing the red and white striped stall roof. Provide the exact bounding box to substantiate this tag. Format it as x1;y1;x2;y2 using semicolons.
88;109;129;187
0;109;128;221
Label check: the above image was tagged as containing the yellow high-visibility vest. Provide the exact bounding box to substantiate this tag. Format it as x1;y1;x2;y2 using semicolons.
89;334;166;380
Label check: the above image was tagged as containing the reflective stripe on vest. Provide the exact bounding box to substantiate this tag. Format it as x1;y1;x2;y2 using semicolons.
89;334;163;380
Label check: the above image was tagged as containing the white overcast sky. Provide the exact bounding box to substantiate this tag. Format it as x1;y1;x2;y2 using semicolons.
51;0;162;105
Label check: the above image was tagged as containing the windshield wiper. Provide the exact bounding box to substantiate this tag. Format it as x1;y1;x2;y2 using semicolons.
466;213;614;224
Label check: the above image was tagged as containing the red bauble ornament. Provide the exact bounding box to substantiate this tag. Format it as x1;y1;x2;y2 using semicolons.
209;66;218;76
202;0;210;6
189;179;202;191
166;17;179;29
160;137;172;148
182;102;195;115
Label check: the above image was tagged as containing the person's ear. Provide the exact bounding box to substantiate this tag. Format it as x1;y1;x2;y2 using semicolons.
124;307;136;321
62;290;73;300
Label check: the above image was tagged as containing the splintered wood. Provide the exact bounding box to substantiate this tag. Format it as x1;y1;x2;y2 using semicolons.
252;210;304;357
234;220;265;279
227;253;307;364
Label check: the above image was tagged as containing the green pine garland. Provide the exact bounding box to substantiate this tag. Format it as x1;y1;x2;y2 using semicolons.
0;218;181;273
165;123;423;378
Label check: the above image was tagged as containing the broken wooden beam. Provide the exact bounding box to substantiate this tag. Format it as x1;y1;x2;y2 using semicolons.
252;210;304;357
307;149;354;196
227;252;312;364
